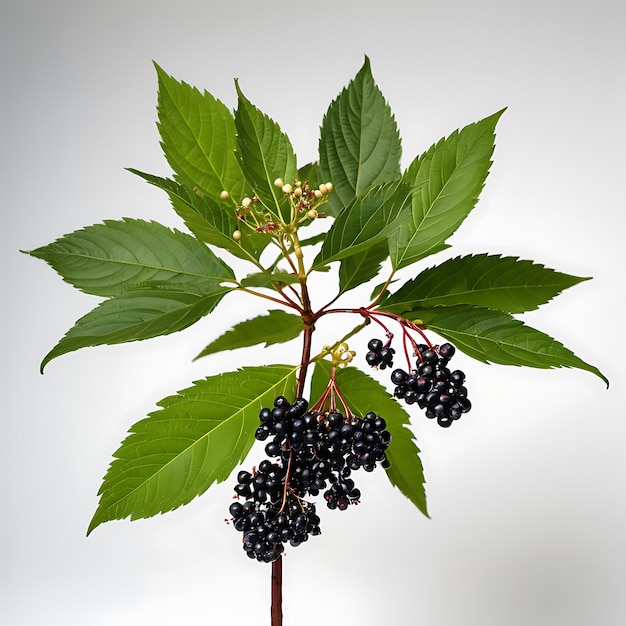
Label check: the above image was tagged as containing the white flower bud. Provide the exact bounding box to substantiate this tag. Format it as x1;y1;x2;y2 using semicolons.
293;187;303;198
314;189;323;199
318;183;328;195
325;182;334;192
274;178;284;188
282;183;293;194
241;197;252;208
219;190;230;200
307;209;318;219
233;230;242;241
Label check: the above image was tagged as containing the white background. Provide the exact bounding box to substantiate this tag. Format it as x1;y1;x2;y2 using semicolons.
2;1;624;624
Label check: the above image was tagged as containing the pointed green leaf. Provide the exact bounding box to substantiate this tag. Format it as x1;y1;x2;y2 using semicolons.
234;82;298;222
298;232;327;248
155;63;246;201
240;271;300;289
318;56;402;216
313;180;412;267
369;279;396;307
128;169;270;261
194;310;303;360
297;161;319;190
412;305;608;385
25;218;235;297
381;254;591;314
313;360;428;516
87;365;298;534
338;240;389;294
390;109;505;270
41;280;233;372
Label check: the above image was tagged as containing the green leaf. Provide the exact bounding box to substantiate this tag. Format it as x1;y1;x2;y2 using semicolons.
240;271;300;289
411;305;608;386
234;82;298;222
313;180;412;268
381;254;591;314
155;63;246;201
312;361;428;517
128;169;270;261
194;310;303;359
24;218;235;297
338;240;389;294
297;161;319;190
87;365;298;534
318;56;402;216
389;109;505;270
298;232;327;248
40;280;233;372
369;278;398;307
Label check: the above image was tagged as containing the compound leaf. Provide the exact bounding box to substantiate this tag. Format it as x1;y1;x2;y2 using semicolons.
24;218;235;297
312;360;427;516
390;109;505;270
381;254;590;314
318;56;402;216
155;63;246;201
194;310;303;359
234;82;298;222
412;305;608;386
88;365;298;534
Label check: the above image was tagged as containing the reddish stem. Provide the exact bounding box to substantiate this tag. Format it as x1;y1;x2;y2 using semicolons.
271;279;315;626
271;558;282;626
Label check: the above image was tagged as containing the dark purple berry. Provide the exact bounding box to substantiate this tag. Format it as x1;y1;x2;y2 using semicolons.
439;343;456;359
368;338;383;351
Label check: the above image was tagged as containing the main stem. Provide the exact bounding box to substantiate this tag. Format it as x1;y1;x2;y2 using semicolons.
270;263;314;626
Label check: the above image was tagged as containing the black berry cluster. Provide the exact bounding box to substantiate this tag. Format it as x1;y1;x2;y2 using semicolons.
391;343;472;427
365;338;395;369
229;395;392;561
229;487;320;563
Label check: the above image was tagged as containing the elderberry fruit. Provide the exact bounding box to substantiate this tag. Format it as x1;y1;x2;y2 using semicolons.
391;342;472;427
365;338;395;369
230;394;394;561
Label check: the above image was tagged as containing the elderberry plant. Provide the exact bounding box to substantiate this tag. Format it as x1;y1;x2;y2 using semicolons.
23;57;607;623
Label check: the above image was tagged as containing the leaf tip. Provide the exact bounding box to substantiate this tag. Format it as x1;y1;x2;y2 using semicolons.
598;370;610;389
86;515;100;537
153;61;168;82
357;54;373;79
234;77;244;99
